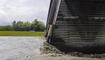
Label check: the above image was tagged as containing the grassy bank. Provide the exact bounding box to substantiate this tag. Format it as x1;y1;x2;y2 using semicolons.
0;31;44;37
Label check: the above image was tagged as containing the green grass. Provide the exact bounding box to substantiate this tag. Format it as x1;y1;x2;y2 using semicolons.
0;31;45;37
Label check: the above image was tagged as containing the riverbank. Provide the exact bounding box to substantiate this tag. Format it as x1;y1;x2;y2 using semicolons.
0;31;44;37
0;36;104;60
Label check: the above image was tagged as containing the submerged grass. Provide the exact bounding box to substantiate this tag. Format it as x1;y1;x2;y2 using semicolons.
0;31;44;37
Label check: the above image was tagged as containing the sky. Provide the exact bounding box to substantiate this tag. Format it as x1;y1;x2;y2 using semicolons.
0;0;50;26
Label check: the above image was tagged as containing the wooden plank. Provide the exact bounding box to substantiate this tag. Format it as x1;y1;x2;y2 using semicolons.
47;25;53;37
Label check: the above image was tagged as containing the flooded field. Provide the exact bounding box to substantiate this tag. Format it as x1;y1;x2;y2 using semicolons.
0;36;104;60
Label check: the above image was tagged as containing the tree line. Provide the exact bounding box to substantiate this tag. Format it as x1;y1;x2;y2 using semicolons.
0;19;46;31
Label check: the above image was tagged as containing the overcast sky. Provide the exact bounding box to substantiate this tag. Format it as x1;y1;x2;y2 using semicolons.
0;0;50;26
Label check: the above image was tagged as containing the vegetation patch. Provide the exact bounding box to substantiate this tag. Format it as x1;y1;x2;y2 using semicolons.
0;31;44;36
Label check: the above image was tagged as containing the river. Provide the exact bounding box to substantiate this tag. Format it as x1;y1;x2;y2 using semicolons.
0;36;104;60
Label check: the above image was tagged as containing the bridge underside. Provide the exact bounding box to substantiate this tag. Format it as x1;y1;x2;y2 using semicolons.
46;0;105;53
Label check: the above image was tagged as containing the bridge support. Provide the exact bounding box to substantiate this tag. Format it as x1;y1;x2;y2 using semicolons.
46;0;105;53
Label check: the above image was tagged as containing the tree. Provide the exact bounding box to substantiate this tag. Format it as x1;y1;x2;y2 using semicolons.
0;25;12;31
15;21;24;31
23;22;31;31
37;21;46;31
0;27;5;31
1;19;46;31
31;19;46;31
3;25;13;31
31;19;39;31
12;20;16;30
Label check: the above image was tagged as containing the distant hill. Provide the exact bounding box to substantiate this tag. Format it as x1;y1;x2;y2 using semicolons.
0;26;4;27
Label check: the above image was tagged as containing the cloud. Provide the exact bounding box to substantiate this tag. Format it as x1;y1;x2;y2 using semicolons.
0;10;6;17
0;0;50;26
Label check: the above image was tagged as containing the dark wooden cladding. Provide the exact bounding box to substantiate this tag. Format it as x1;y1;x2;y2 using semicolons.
46;0;105;53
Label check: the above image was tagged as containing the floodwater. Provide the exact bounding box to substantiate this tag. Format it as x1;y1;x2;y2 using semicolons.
0;36;104;60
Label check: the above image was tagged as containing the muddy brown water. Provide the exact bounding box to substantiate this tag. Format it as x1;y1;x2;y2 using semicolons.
0;36;104;60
